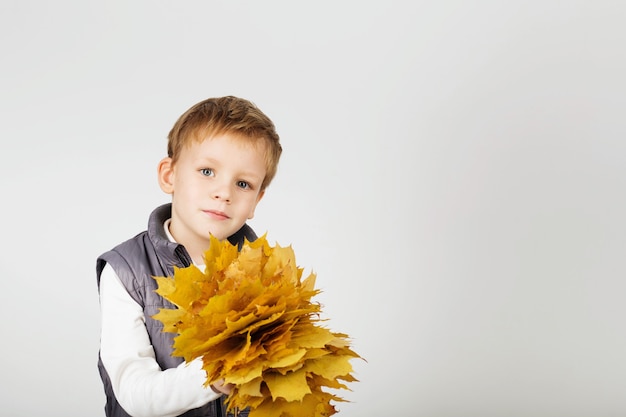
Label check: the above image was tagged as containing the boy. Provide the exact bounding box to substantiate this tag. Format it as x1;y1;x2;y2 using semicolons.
97;96;282;417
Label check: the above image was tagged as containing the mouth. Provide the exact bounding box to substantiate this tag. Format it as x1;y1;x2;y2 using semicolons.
204;209;230;220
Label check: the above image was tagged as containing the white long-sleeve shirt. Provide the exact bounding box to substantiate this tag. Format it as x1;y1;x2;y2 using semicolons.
99;221;221;417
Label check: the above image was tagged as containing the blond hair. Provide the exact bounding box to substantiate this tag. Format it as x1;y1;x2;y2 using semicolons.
167;96;282;190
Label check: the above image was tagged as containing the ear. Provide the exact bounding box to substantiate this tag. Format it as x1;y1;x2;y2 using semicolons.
247;190;265;219
157;157;175;194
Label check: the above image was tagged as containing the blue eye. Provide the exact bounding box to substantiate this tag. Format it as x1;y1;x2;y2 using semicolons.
237;180;250;189
200;168;214;177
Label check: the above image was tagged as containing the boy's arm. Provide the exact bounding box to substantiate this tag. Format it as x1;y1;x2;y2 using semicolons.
99;263;221;417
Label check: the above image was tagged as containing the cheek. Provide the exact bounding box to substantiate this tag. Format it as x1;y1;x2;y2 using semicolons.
175;175;201;195
245;197;261;217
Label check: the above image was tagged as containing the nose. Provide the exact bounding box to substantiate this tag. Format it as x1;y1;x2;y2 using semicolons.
211;181;232;203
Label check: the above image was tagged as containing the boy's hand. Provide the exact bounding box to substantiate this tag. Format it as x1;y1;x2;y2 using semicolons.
210;379;233;395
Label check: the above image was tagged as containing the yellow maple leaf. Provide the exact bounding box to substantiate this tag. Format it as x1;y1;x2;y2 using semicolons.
153;234;363;416
264;368;311;401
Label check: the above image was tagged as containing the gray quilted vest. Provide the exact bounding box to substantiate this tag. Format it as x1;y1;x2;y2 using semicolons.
96;203;256;417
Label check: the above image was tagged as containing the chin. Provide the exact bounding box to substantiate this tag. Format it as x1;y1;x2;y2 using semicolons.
207;230;228;241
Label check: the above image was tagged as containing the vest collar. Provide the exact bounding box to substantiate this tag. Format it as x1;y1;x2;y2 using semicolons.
147;203;193;268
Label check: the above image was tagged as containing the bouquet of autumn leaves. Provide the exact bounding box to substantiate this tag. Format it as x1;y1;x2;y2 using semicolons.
152;235;361;417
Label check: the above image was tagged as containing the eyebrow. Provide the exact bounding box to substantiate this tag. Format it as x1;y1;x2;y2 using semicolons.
238;171;265;183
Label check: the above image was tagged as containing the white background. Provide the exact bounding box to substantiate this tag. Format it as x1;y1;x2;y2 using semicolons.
1;1;625;416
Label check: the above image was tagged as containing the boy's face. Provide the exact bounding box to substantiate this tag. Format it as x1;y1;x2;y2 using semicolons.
158;133;266;258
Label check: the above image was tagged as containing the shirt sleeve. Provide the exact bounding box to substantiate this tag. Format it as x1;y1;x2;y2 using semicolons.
99;263;221;417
